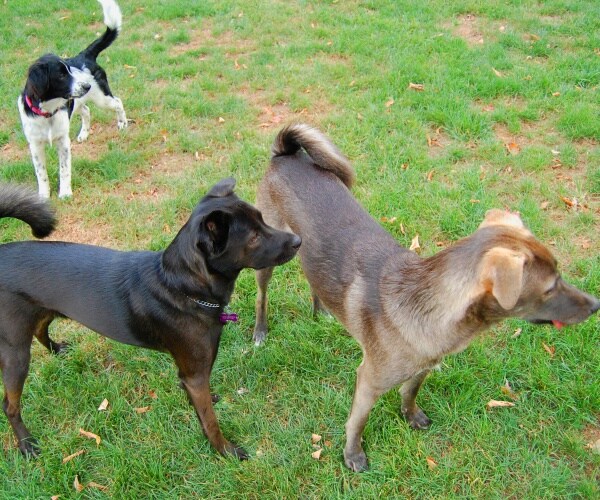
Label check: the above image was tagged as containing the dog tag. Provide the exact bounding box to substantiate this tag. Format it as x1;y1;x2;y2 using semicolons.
219;312;238;324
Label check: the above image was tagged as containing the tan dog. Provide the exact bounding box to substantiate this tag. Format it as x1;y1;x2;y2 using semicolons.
253;123;600;472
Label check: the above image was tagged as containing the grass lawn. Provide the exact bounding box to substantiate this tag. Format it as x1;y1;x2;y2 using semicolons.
1;0;599;497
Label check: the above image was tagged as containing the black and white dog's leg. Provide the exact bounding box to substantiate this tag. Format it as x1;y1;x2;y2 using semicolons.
76;103;91;142
56;135;73;199
95;93;127;130
112;96;127;130
28;141;50;199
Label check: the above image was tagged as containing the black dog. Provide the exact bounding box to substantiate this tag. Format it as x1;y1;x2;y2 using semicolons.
0;179;301;458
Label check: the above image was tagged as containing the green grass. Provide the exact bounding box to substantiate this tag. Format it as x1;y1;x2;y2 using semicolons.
1;0;599;497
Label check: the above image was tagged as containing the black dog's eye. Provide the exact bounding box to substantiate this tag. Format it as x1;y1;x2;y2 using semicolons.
248;233;260;246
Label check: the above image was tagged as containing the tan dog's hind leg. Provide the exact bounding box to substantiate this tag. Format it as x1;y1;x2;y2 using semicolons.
254;267;274;345
400;369;431;429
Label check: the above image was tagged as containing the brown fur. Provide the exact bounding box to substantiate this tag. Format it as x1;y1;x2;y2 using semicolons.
253;123;600;472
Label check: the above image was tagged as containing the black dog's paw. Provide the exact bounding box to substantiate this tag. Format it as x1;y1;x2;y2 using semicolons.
50;340;71;355
224;442;249;460
19;437;40;458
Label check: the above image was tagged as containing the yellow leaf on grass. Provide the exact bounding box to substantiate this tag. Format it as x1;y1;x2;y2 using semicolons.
74;475;84;493
426;456;438;470
62;449;85;464
505;142;520;155
311;433;322;444
408;82;424;91
79;428;101;446
87;482;109;491
311;448;322;460
409;234;421;253
135;406;152;414
492;67;503;77
486;400;515;410
98;398;109;411
542;342;555;357
385;98;395;108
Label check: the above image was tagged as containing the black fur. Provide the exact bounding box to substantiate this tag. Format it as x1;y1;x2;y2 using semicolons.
0;178;301;458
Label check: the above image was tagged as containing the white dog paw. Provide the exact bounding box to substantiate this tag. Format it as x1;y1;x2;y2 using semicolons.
77;132;89;142
58;190;73;200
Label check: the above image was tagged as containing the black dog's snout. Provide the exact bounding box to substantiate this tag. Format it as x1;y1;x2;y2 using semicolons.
291;234;302;250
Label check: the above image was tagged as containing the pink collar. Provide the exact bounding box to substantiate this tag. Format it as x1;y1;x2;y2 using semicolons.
25;94;53;118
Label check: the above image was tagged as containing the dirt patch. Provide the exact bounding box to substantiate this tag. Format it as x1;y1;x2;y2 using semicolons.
1;142;28;163
48;208;116;246
452;14;485;46
169;24;256;57
583;424;600;449
239;87;334;130
426;127;453;158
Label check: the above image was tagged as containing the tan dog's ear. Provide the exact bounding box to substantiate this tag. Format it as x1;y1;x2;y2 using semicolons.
481;247;526;310
479;209;525;230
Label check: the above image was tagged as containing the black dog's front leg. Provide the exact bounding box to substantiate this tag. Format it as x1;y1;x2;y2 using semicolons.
179;372;248;459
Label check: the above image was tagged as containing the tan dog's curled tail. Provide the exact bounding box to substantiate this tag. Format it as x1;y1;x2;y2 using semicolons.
272;123;355;188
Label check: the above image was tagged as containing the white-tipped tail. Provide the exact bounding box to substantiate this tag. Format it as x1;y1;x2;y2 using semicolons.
97;0;122;31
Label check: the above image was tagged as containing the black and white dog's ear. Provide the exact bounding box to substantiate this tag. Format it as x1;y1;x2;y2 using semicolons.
206;177;236;198
198;210;231;255
26;63;49;100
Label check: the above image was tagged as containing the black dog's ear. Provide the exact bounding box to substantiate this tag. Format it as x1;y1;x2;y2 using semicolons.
198;210;231;255
26;63;49;100
206;177;236;198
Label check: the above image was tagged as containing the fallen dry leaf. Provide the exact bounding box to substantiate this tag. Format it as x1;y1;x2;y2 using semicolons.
87;482;109;492
385;98;395;108
311;448;322;460
408;82;424;91
500;380;518;400
587;439;600;455
486;400;515;410
135;406;152;414
148;390;158;399
505;142;521;155
79;428;101;446
218;117;225;123
62;449;85;464
511;327;523;338
409;234;421;253
552;91;561;97
74;475;84;493
51;496;60;500
426;170;434;182
540;201;549;210
426;456;438;470
542;342;555;357
98;398;109;411
492;67;503;77
311;433;322;444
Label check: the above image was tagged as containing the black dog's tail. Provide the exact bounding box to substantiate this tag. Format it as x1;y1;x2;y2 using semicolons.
272;123;355;188
0;185;56;238
81;0;123;60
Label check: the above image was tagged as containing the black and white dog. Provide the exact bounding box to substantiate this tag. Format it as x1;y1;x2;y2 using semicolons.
17;0;127;199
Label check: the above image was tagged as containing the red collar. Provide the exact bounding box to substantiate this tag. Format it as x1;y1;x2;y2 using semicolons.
25;94;53;118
